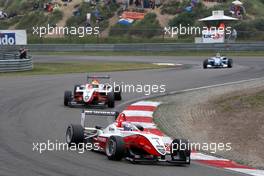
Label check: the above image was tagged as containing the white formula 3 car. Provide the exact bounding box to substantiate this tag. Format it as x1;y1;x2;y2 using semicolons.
203;53;233;69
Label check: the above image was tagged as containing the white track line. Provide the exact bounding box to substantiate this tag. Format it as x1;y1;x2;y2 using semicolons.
191;152;229;161
169;77;264;95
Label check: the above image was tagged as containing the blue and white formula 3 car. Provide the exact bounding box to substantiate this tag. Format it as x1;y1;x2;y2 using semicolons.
203;53;233;69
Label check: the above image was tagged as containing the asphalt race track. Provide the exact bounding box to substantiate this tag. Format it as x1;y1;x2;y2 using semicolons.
0;55;263;176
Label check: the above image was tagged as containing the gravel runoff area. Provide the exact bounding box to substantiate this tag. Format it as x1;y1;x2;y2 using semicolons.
152;78;264;169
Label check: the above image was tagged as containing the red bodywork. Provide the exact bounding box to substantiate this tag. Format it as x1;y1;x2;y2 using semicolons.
93;134;161;157
92;113;162;157
74;91;108;104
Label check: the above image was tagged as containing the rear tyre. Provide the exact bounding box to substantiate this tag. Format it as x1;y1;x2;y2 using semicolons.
66;124;84;146
114;86;122;101
227;59;233;68
105;136;125;161
64;91;72;106
107;92;115;108
203;60;208;69
171;138;191;164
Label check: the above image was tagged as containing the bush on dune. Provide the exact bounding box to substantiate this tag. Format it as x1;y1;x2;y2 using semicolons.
15;10;63;33
129;13;162;38
168;2;210;27
66;2;119;31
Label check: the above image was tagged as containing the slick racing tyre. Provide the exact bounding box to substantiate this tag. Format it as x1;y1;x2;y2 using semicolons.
227;59;233;68
114;86;122;101
66;124;84;146
107;92;115;108
64;91;72;106
105;136;125;161
171;138;191;164
203;60;208;69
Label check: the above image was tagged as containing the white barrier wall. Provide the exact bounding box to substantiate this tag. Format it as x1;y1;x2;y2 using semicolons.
0;30;27;45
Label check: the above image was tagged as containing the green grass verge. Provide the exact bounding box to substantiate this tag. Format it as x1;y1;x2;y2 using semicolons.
32;50;264;57
0;62;171;76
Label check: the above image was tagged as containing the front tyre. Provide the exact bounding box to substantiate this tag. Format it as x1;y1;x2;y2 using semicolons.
203;60;208;69
66;124;84;146
171;138;191;164
64;91;72;106
107;92;115;108
114;86;122;101
105;136;125;161
227;59;233;68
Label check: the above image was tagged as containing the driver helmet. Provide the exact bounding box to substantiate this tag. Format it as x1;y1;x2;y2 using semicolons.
123;123;133;131
216;52;221;58
91;79;99;85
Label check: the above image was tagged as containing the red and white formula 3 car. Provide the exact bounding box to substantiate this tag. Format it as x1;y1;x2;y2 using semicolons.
66;110;191;164
64;75;122;108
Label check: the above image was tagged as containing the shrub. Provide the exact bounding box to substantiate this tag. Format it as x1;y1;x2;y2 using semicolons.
66;2;119;31
232;18;264;40
168;12;195;26
4;0;34;14
168;2;209;27
109;24;130;36
49;10;63;26
129;13;162;38
161;0;181;15
16;11;48;31
0;16;21;29
0;1;5;7
15;10;62;33
254;18;264;31
66;3;94;27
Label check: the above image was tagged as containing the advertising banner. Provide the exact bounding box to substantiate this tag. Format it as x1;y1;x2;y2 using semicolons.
202;30;225;43
0;30;27;45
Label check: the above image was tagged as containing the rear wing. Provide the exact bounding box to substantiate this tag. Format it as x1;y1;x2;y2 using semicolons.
81;110;119;128
87;75;111;81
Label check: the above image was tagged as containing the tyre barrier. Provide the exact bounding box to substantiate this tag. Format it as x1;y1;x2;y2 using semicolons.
0;52;33;72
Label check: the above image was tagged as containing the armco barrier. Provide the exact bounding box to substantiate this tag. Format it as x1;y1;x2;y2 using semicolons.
1;42;264;52
0;53;33;72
